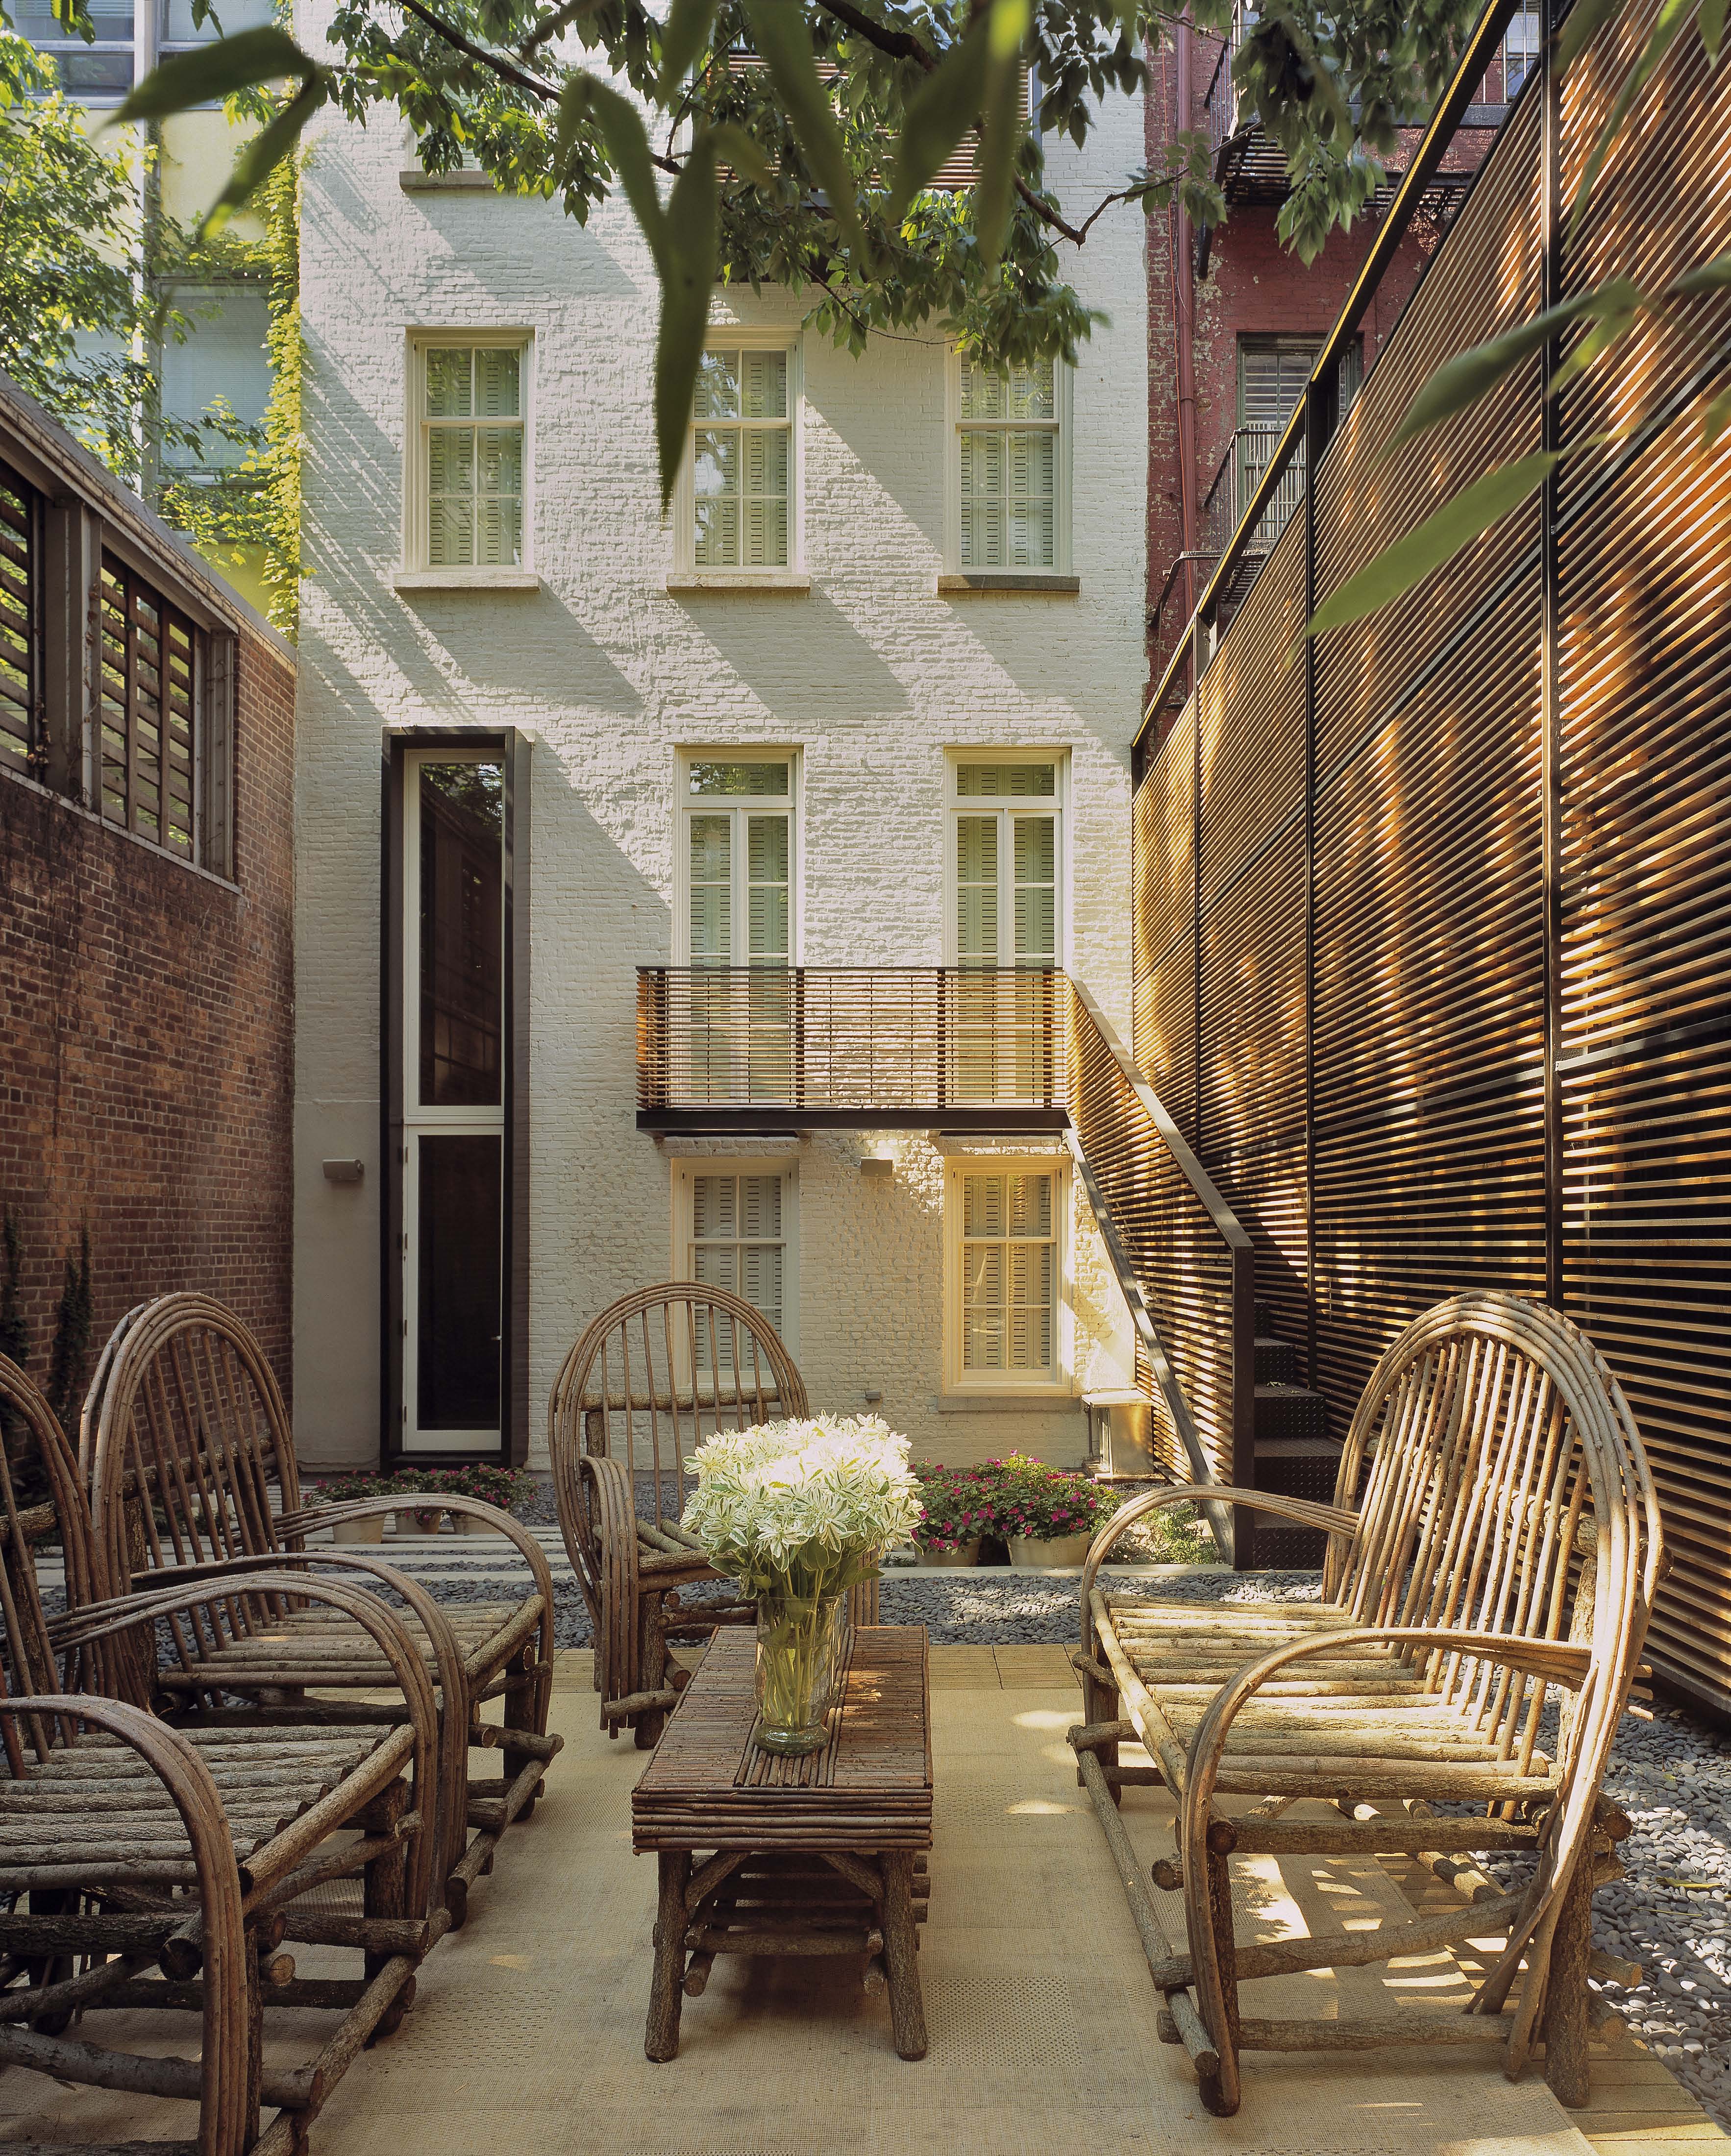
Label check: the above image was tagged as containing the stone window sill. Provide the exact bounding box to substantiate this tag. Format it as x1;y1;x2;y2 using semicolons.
934;1391;1083;1414
399;169;497;192
937;572;1080;596
666;572;811;595
393;569;540;592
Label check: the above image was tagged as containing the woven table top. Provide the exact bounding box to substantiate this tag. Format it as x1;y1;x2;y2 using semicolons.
633;1624;933;1852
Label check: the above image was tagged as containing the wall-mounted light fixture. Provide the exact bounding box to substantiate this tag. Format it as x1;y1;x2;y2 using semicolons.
860;1156;893;1180
322;1159;365;1185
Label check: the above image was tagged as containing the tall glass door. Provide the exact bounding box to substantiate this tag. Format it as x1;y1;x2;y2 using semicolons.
951;760;1061;1102
403;752;505;1452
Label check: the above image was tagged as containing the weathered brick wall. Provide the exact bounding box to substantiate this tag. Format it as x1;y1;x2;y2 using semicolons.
0;628;296;1404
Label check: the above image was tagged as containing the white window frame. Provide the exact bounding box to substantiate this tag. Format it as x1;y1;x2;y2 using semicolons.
674;748;803;965
672;332;804;577
942;750;1070;970
943;350;1073;575
401;329;535;579
941;1152;1072;1396
669;1157;800;1358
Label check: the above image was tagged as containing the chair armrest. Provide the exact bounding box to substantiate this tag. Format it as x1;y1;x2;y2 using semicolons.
575;1454;643;1710
0;1690;248;2071
1080;1484;1359;1644
278;1494;558;1656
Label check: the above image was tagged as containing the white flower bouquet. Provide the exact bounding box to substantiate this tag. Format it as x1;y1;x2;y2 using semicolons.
683;1415;921;1601
683;1415;920;1754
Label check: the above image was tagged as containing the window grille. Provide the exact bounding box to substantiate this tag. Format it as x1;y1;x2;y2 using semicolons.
99;554;198;858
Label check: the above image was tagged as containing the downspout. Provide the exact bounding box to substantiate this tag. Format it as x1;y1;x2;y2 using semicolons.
1172;14;1200;627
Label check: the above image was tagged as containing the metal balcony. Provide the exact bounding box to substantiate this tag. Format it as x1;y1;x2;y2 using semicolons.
637;966;1070;1132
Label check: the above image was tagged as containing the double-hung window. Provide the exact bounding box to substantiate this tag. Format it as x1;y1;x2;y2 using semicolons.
684;343;798;573
679;755;797;1102
947;757;1064;1103
407;336;529;573
672;1165;796;1353
951;355;1068;571
943;1156;1069;1392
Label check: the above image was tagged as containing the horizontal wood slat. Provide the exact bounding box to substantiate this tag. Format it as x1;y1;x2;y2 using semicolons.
1131;0;1731;1710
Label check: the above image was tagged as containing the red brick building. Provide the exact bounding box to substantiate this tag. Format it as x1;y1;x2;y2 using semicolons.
1145;15;1533;688
0;373;296;1411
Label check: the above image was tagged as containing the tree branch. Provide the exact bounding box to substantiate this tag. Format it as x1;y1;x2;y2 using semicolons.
518;0;605;59
394;0;559;101
813;0;938;70
1015;172;1085;244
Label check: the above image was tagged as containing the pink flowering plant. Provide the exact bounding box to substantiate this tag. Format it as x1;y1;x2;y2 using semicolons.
910;1464;1000;1554
987;1454;1119;1544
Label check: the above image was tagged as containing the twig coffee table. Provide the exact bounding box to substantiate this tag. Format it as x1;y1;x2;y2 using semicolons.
632;1622;932;2062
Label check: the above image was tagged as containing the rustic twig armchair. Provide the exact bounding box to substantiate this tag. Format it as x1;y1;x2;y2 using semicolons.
1070;1293;1664;2117
550;1282;877;1747
80;1293;561;1927
0;1349;442;2156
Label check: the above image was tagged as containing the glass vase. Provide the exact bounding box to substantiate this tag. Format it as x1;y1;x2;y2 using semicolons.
753;1589;848;1756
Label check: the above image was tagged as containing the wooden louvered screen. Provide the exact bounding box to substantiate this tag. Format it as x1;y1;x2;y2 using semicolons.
0;461;41;776
99;554;199;860
1132;0;1731;1711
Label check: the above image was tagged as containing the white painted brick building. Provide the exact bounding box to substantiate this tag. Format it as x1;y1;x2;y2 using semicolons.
292;38;1149;1473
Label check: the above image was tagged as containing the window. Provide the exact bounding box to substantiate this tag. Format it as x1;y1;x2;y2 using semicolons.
951;355;1068;571
678;755;797;1102
672;1161;797;1354
1236;336;1361;542
99;555;199;858
159;286;271;472
946;757;1064;1103
943;1158;1068;1391
407;336;529;573
19;0;275;103
680;342;798;572
0;464;41;780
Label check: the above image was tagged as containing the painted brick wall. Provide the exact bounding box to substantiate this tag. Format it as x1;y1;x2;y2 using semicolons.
293;42;1150;1472
0;627;296;1403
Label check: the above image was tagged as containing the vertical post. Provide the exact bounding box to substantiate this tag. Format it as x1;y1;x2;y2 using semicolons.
1229;1239;1256;1570
1539;0;1564;1311
1302;378;1321;1392
41;496;100;805
1191;612;1204;1150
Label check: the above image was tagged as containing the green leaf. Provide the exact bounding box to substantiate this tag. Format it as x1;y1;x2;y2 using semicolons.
1304;449;1563;642
200;74;324;234
974;0;1030;271
886;25;989;219
1671;251;1731;294
654;135;719;512
563;73;667;273
739;0;866;257
1568;0;1695;244
108;25;312;125
1701;0;1726;64
1385;279;1644;452
706;122;774;189
658;0;719;94
1703;381;1731;445
1555;0;1627;74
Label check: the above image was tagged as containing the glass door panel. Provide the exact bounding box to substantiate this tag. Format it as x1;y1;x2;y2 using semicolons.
414;1134;502;1431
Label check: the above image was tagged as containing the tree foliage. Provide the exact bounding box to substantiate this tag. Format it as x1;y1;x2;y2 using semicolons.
0;26;272;554
98;0;1492;501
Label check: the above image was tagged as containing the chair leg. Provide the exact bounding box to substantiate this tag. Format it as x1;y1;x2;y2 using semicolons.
1541;1849;1595;2107
636;1592;669;1751
502;1642;543;1820
1081;1666;1121;1808
364;1778;416;2044
1197;1841;1242;2116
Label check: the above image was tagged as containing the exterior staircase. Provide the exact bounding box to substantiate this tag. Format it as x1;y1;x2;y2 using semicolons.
1251;1302;1339;1568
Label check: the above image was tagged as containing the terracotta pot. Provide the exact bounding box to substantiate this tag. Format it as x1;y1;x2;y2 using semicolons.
392;1508;423;1536
915;1539;983;1568
331;1515;385;1545
1007;1532;1092;1569
452;1510;497;1535
413;1507;446;1534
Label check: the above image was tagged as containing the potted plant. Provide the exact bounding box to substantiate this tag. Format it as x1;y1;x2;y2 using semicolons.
683;1415;920;1756
380;1468;427;1536
438;1463;533;1532
991;1453;1117;1569
315;1471;388;1543
910;1464;995;1566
